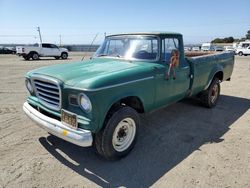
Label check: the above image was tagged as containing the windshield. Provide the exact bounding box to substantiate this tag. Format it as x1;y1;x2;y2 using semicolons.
94;35;159;61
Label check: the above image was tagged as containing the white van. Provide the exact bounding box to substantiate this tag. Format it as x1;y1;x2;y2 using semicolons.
201;43;215;51
237;40;250;49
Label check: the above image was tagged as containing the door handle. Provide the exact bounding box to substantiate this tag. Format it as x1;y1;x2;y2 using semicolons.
153;66;160;70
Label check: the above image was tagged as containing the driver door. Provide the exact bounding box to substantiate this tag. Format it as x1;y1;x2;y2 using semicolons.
154;37;190;107
49;44;61;56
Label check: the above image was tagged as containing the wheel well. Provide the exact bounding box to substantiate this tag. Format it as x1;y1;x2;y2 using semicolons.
108;96;144;115
29;51;38;55
214;71;223;81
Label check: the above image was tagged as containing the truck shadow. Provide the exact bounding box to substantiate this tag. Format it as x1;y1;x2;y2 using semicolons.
39;95;250;187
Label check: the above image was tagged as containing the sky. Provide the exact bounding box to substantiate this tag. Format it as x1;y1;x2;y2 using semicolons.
0;0;249;45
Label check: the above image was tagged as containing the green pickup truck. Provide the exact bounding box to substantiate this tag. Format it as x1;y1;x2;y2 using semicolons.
23;32;234;160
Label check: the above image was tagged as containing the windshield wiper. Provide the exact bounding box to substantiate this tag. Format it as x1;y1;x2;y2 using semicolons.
97;54;108;57
97;54;122;58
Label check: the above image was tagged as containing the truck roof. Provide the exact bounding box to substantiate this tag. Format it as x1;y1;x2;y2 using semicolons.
107;32;182;37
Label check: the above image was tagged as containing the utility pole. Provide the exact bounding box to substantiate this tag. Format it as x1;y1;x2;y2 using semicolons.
59;35;62;46
104;32;106;38
37;26;42;44
81;33;99;60
90;33;99;50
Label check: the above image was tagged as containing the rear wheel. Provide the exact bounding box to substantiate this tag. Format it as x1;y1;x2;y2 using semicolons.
31;52;39;60
61;52;68;59
94;106;140;160
199;77;220;108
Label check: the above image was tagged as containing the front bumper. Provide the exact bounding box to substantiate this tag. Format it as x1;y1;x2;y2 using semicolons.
23;102;93;147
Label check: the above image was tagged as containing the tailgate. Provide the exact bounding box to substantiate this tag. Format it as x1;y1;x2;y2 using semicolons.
16;46;24;54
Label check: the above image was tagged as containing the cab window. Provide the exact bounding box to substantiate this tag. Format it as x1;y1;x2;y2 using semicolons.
162;38;179;63
50;44;58;48
42;44;51;48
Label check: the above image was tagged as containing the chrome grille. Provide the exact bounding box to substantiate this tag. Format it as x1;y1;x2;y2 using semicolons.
33;77;61;110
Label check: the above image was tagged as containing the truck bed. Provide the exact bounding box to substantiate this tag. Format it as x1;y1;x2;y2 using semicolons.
186;51;234;96
16;46;40;54
185;51;218;57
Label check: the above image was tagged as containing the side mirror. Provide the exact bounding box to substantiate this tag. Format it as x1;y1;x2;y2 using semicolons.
166;49;180;80
170;49;180;67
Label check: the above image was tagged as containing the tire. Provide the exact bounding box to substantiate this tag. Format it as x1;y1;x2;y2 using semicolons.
199;77;220;108
94;106;140;160
54;56;60;59
31;52;39;60
61;52;68;59
238;51;243;56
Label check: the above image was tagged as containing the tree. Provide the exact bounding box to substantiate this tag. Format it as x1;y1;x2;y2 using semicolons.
246;30;250;39
211;38;222;43
211;29;250;43
224;37;234;43
211;37;234;43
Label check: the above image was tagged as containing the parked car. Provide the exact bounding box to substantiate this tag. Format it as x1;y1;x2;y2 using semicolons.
214;46;224;51
0;47;16;54
192;46;200;51
224;46;235;52
201;43;215;51
236;46;250;56
16;43;68;60
184;47;191;51
23;32;234;160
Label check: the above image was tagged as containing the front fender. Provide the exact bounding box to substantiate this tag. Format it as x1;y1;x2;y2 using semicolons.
91;77;155;132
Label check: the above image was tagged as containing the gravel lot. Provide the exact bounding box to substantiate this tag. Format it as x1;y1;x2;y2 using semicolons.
0;53;249;188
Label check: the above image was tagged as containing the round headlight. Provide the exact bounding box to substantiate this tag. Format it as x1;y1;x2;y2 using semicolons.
79;93;92;112
25;79;33;93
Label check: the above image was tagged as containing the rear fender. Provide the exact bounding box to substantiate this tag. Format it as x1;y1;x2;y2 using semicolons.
204;65;223;90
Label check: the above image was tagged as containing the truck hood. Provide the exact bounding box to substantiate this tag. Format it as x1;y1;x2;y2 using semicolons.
28;58;156;90
59;47;68;52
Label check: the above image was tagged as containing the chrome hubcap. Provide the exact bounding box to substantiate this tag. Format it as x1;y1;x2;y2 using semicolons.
112;118;136;152
211;84;218;103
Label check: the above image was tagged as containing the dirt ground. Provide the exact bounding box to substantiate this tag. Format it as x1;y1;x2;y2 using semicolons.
0;53;249;188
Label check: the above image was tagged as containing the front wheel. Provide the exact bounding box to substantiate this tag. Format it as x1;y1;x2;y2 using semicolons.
31;52;39;60
238;51;243;56
94;106;140;160
61;52;68;59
